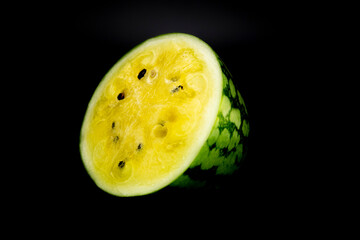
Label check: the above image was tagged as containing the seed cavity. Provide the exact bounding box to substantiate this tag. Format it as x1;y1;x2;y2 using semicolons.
112;122;115;129
117;92;125;100
165;76;179;84
138;69;146;79
118;161;125;168
113;136;119;143
153;124;168;138
171;85;184;93
150;69;157;78
161;108;178;122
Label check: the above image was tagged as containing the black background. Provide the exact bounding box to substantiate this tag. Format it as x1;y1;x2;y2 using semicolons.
14;0;316;224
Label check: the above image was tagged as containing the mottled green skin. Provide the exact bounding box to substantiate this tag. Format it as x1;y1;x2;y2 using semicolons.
171;57;249;188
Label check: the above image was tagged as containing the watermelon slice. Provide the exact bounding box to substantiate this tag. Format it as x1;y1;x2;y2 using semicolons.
80;33;249;196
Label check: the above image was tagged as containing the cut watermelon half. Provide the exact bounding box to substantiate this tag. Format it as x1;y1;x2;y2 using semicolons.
80;33;249;196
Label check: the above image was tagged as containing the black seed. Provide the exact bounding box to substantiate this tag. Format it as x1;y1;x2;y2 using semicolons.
137;69;146;79
137;143;143;151
112;122;115;129
171;85;184;93
117;92;125;100
114;136;119;143
118;161;125;168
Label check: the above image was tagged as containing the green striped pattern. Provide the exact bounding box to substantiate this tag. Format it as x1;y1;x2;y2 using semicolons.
171;57;249;188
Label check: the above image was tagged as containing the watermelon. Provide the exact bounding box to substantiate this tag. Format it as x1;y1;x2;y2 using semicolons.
80;33;249;197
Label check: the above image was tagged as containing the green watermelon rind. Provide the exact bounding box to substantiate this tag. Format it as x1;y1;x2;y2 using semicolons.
170;56;250;189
